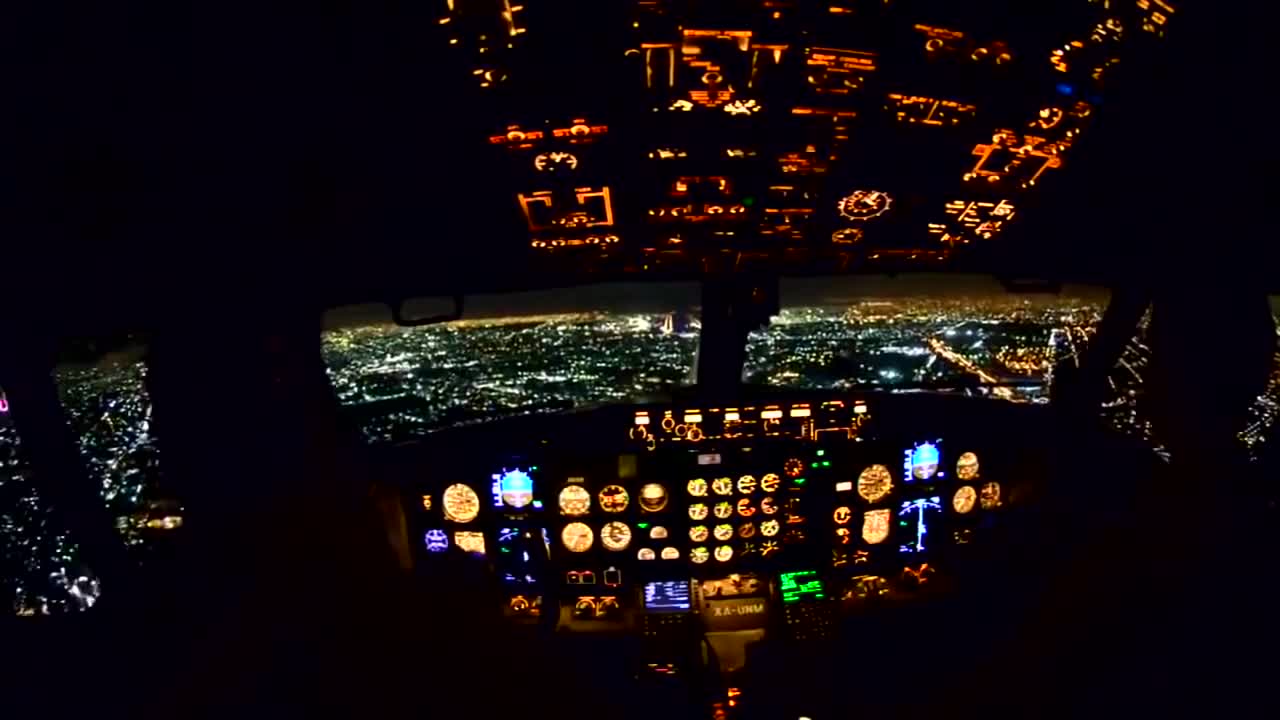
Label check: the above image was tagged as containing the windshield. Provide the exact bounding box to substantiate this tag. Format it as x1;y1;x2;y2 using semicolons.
322;283;702;444
744;275;1107;402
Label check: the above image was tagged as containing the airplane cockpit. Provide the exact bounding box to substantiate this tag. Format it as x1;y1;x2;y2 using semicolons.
4;1;1278;718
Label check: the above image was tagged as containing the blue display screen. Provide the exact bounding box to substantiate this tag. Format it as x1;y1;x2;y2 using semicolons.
644;580;692;612
903;440;943;482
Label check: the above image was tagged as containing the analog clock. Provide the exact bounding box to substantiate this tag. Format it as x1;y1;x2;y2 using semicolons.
558;485;591;516
837;190;893;221
562;522;594;552
857;465;893;503
599;485;630;513
442;484;480;524
601;521;632;551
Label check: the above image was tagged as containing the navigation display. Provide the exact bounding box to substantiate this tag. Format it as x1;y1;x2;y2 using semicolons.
779;570;825;604
644;580;692;613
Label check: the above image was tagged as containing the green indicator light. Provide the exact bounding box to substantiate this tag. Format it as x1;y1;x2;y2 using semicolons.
795;477;807;485
637;523;650;529
822;461;831;467
816;450;826;457
742;196;756;207
530;466;538;471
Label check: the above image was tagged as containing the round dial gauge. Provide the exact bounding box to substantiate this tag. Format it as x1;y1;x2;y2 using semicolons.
599;485;630;513
783;458;805;478
639;483;669;512
713;501;733;519
858;465;893;503
911;444;940;481
499;470;533;509
558;485;591;516
737;498;756;517
442;484;480;524
687;478;709;497
956;452;980;481
953;486;977;514
691;547;710;564
650;525;668;539
980;482;1001;510
761;473;781;492
713;524;733;541
761;497;778;515
689;525;709;543
833;506;853;525
561;522;594;552
738;523;756;539
688;503;709;521
637;548;656;561
714;545;734;562
837;190;892;221
711;477;734;496
761;519;780;537
737;475;758;494
661;547;680;560
601;521;632;551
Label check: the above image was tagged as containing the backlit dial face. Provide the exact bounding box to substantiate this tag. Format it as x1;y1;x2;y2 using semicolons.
713;524;733;541
761;519;780;537
714;545;734;562
980;482;1001;510
739;523;756;539
858;465;894;503
761;497;778;515
533;151;579;172
688;503;709;521
562;522;594;552
783;458;805;478
737;499;756;517
650;526;668;539
833;506;853;525
661;547;680;560
639;483;669;512
691;547;710;564
837;190;892;221
711;477;734;496
713;501;733;519
737;475;758;494
599;485;630;513
953;486;977;514
558;486;591;516
761;473;781;492
638;548;656;561
956;452;980;481
689;525;709;543
442;484;480;524
687;478;709;497
601;521;632;551
911;444;940;480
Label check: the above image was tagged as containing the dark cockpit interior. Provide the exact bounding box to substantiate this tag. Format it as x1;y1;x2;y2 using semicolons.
5;2;1279;718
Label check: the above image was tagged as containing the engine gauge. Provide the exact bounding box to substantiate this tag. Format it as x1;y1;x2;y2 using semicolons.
558;485;591;516
953;486;977;514
760;497;778;515
601;522;632;551
691;547;710;564
599;485;630;513
714;545;734;563
738;523;756;539
713;524;733;541
956;452;980;481
737;498;756;517
562;522;594;552
637;548;656;561
688;503;709;521
737;475;758;494
689;525;709;543
442;484;480;524
687;478;709;497
783;458;805;478
713;501;733;519
711;477;734;496
650;525;668;539
661;547;680;560
857;465;893;503
761;473;781;492
761;519;780;537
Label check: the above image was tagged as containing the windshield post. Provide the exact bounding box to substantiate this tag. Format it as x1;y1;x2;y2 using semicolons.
695;276;779;399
